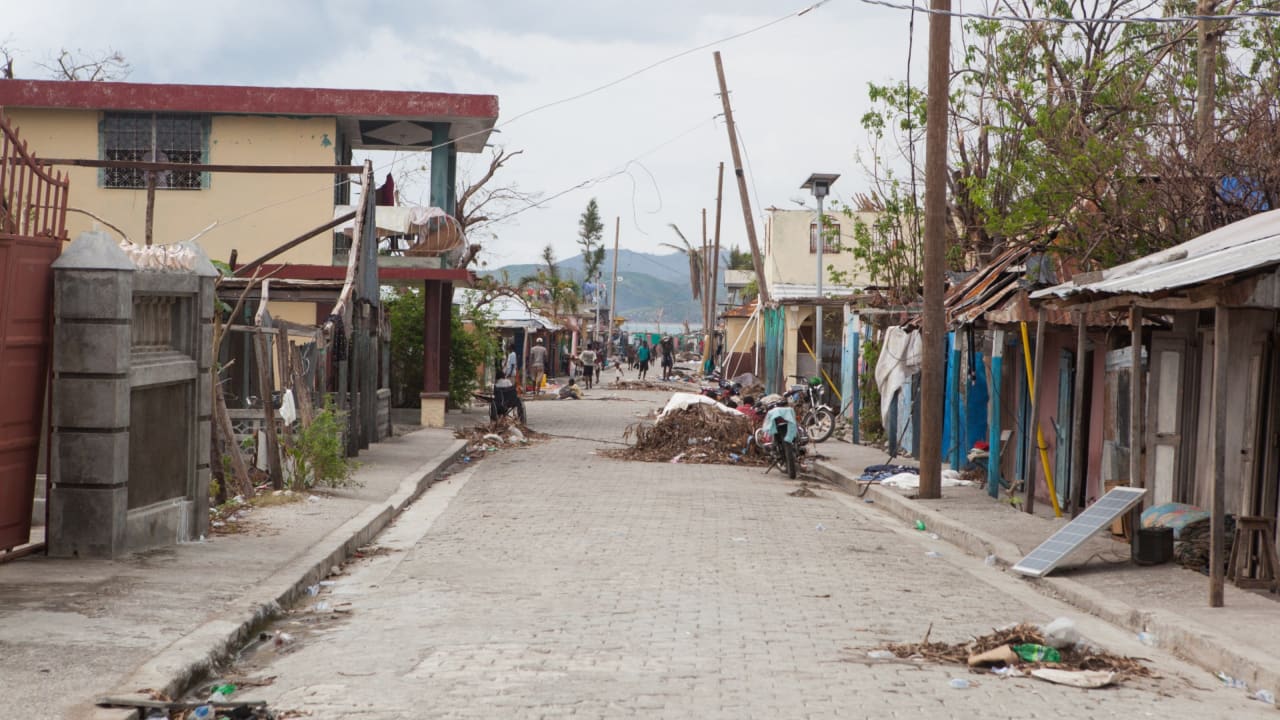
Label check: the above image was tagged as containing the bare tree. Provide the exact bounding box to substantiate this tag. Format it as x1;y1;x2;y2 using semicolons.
38;47;131;81
1;45;14;79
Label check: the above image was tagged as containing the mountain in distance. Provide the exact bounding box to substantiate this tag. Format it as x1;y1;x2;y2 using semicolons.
479;248;730;324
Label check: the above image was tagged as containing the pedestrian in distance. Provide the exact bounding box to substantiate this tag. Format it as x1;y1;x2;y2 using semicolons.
504;343;518;386
636;341;651;380
661;336;675;381
578;343;597;390
529;337;549;394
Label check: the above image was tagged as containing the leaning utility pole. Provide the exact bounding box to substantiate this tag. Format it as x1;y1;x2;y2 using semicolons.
708;162;725;370
608;216;620;359
918;0;951;500
714;51;770;306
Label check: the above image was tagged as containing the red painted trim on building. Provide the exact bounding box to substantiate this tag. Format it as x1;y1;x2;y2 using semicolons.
0;80;498;121
259;264;473;283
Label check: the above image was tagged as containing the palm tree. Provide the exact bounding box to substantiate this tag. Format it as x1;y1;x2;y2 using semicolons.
661;223;704;301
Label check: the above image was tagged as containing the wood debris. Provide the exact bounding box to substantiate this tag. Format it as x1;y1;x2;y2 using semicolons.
878;623;1151;677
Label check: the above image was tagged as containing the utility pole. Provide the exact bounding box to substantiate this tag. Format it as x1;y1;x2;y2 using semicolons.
714;51;770;306
709;162;724;371
918;0;951;500
1195;0;1220;233
702;207;710;368
609;216;620;361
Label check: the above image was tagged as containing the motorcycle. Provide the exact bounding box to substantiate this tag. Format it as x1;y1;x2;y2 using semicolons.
753;394;808;479
786;375;836;443
700;376;742;408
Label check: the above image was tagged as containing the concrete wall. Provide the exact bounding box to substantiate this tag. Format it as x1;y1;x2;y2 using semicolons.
764;208;874;288
48;231;215;557
5;108;339;266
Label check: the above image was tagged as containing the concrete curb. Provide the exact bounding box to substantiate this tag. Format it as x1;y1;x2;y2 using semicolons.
813;459;1280;697
94;437;468;719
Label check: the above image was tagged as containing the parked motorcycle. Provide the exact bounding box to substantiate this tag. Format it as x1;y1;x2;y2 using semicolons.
700;376;742;408
786;375;836;443
753;394;808;479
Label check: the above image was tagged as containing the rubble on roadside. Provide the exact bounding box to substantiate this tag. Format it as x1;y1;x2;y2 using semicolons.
453;416;544;458
859;622;1151;684
603;399;762;465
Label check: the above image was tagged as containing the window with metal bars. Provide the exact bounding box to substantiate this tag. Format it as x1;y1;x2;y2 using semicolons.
102;112;207;189
809;221;841;253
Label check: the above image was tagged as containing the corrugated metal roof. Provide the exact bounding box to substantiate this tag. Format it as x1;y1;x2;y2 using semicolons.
454;289;560;330
770;282;864;301
1034;208;1280;301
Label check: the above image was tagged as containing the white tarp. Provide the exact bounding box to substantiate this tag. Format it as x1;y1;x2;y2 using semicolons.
659;392;741;419
879;469;967;489
874;326;922;430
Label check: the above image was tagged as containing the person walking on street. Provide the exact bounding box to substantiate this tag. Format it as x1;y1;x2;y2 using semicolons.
660;336;675;381
504;343;518;387
636;341;650;380
529;337;549;394
579;344;597;390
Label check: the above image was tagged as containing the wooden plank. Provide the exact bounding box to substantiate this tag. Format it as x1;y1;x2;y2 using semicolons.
233;211;356;278
1129;306;1143;490
290;342;315;426
254;330;284;490
1210;305;1228;607
214;383;253;497
1070;311;1088;516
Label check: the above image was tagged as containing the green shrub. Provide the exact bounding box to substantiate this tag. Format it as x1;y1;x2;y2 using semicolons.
287;402;358;490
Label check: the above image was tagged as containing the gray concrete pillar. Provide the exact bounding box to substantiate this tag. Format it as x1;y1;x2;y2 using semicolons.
49;231;134;558
188;241;218;538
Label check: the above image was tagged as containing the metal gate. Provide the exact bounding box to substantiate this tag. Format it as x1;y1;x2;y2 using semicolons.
0;111;69;552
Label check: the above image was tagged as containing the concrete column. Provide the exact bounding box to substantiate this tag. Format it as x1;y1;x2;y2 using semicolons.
49;232;134;558
189;242;218;538
420;280;448;427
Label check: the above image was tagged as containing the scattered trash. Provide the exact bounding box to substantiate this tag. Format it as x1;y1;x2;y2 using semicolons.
984;554;997;567
1217;671;1248;689
864;498;874;504
948;678;971;689
929;533;940;540
992;666;1023;678
307;495;319;503
273;632;294;648
1031;668;1117;688
925;551;942;559
508;426;525;443
669;453;686;464
815;523;826;532
1013;644;1062;663
728;453;741;462
1137;631;1156;647
1254;689;1276;704
915;520;927;531
788;483;817;498
313;601;331;612
190;705;214;720
319;580;337;587
462;457;471;463
873;623;1150;678
731;537;748;543
208;683;236;702
968;644;1018;667
1041;618;1080;649
867;650;895;660
304;584;319;596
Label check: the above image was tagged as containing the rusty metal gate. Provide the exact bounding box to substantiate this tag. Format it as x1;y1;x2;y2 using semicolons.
0;111;69;552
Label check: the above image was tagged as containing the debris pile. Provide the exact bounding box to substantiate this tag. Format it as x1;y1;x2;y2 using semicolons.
870;622;1150;683
610;378;688;391
453;416;542;458
605;402;761;465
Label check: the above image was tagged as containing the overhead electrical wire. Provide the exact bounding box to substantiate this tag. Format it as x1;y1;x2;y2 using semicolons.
197;0;832;238
858;0;1280;24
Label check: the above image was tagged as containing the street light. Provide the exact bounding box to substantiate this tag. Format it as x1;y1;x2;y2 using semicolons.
800;172;839;382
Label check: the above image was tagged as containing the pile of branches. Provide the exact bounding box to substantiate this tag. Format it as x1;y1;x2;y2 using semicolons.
881;623;1150;676
610;379;682;391
604;403;762;465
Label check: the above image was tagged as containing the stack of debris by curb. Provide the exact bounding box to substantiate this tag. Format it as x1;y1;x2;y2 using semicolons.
861;620;1149;689
605;393;762;465
453;417;542;459
610;379;683;391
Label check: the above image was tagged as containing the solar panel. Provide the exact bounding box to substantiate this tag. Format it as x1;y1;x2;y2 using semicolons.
1011;487;1147;577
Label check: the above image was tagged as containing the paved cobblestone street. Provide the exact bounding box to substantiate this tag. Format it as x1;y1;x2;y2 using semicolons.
245;392;1273;718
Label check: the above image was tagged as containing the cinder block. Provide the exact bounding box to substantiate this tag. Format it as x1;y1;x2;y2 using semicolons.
49;485;127;558
54;270;133;320
198;383;212;416
420;396;447;427
54;323;130;374
51;431;128;486
53;377;129;429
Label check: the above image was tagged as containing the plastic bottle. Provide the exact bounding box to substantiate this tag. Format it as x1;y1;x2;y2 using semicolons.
948;678;971;689
190;706;214;720
1254;689;1276;704
915;520;927;531
1013;643;1062;663
867;650;895;659
1137;631;1156;646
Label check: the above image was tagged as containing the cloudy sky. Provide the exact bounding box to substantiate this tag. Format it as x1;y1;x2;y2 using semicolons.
5;0;932;268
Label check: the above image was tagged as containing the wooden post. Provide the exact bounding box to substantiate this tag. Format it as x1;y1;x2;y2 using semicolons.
918;0;951;500
144;171;157;246
1024;309;1047;513
1129;305;1143;491
702;207;710;367
713;51;769;306
290;343;315;426
1211;304;1228;606
987;329;1005;498
1070;311;1088;515
214;383;253;497
710;162;724;368
253;330;284;490
1195;0;1221;233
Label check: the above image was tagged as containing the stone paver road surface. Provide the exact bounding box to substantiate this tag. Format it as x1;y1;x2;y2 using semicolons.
235;390;1273;718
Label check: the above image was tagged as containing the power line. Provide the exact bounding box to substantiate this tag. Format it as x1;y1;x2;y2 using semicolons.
858;0;1280;24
